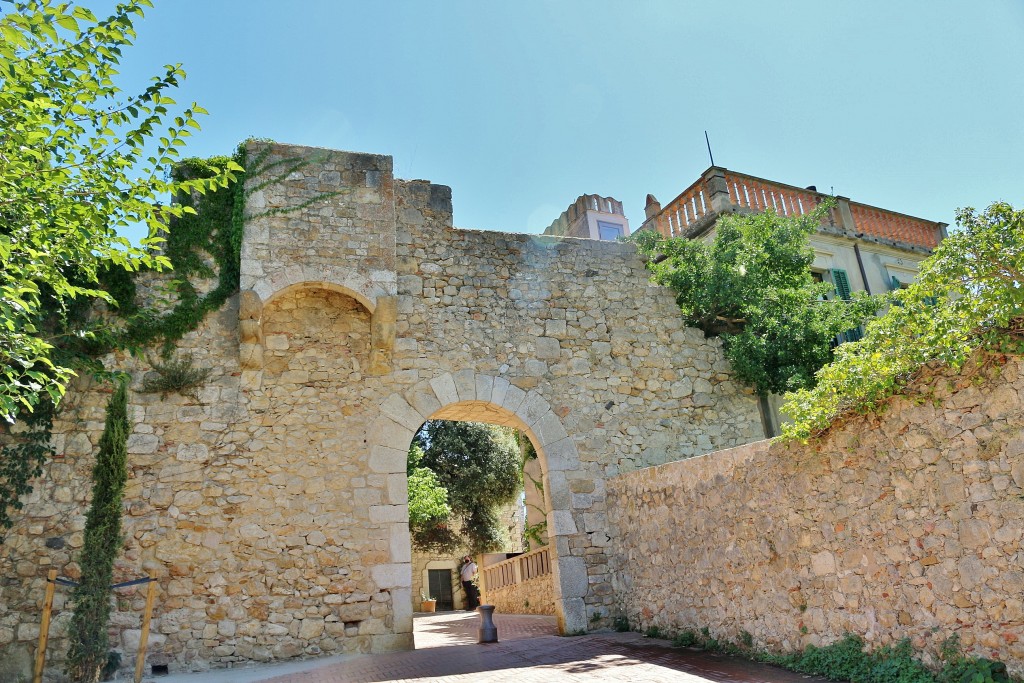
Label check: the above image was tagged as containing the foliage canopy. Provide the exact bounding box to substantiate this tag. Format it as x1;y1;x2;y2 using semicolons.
408;421;522;555
630;203;879;396
782;201;1024;439
0;0;240;423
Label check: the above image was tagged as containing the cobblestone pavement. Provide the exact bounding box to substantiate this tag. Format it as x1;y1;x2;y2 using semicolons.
257;612;832;683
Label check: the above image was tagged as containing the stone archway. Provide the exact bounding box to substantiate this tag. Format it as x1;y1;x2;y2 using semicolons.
366;370;588;636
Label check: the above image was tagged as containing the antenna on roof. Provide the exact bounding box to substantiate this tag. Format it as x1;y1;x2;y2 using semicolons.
704;130;715;167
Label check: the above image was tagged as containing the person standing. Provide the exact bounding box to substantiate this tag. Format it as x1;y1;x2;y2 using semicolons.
460;555;479;610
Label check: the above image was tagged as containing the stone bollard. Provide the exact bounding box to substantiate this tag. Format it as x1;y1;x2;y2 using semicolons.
477;605;498;643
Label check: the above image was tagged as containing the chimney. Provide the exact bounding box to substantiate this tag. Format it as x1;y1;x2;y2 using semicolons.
644;194;662;220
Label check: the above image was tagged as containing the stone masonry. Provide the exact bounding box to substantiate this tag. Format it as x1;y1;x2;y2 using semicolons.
607;356;1024;674
0;141;763;679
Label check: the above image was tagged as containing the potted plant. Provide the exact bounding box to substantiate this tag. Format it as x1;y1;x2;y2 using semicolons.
420;591;437;613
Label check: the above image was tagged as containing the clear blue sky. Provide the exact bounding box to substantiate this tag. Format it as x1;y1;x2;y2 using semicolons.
112;0;1022;235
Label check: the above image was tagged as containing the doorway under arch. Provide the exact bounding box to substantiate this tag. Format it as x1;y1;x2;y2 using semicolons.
368;370;589;640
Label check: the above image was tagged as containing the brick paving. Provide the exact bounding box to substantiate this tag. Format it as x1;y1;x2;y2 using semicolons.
257;612;832;683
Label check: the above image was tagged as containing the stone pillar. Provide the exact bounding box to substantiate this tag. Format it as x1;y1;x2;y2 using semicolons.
835;196;856;232
702;167;732;213
369;296;398;375
238;289;263;370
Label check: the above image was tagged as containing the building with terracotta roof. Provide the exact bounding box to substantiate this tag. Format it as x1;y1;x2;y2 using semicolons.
641;167;948;436
641;166;947;298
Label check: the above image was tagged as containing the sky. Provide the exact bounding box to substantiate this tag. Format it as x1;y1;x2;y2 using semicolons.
102;0;1023;236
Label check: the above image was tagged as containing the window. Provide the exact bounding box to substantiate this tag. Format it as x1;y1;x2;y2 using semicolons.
597;220;623;241
829;268;863;342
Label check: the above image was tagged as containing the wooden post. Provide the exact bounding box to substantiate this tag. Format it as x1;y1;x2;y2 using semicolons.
33;569;57;683
134;573;158;683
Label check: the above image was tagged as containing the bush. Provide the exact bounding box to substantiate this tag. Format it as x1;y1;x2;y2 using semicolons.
784;202;1024;440
775;635;933;683
140;354;211;399
672;630;699;647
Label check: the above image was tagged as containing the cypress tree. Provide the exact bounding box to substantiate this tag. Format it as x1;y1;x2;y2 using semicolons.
66;381;130;682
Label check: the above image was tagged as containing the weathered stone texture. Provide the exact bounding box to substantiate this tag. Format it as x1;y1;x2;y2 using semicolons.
485;573;558;617
0;142;763;678
606;357;1024;673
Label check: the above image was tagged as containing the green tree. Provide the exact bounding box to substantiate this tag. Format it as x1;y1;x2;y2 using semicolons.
406;443;456;552
783;202;1024;439
66;380;129;683
409;421;522;554
0;0;240;423
630;203;880;396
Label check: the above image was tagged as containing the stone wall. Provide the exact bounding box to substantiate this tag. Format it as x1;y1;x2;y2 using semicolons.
0;142;763;679
607;356;1024;672
485;574;557;617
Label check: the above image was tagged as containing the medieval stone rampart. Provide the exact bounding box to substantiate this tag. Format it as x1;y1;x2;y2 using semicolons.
607;356;1024;672
0;142;762;679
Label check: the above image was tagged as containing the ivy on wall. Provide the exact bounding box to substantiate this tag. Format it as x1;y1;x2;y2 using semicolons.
108;143;252;355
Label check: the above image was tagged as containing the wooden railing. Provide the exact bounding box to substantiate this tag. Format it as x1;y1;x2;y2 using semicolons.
481;546;552;593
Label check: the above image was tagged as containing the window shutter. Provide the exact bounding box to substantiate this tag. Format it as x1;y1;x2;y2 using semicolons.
830;268;862;343
889;275;902;291
830;268;852;300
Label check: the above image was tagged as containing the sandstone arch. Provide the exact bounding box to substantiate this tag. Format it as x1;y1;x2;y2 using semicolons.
240;282;397;375
367;370;588;635
244;262;394;314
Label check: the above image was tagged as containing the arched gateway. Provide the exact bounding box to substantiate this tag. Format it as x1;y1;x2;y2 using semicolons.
230;141;763;657
0;141;763;675
370;374;585;634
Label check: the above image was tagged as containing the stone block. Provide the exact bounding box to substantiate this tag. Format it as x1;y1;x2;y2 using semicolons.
534;412;569;446
453;369;477;403
298;617;325;640
501;383;528;414
548;510;578;536
264;333;288;350
371;417;415;453
391;588;414;633
385;474;408;505
390;525;411;563
545;320;567;339
407;385;442;419
371;632;414;653
127;433;159;454
535;337;561;360
520;392;551;426
544;437;580;472
545;471;572;510
475;374;494;403
380;394;424;432
430;373;459;407
370;563;411;589
368;446;406;474
369;504;408;524
555;555;589;599
558;597;588;634
490;376;512;407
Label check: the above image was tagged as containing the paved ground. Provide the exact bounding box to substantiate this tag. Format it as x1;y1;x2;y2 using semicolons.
151;612;830;683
